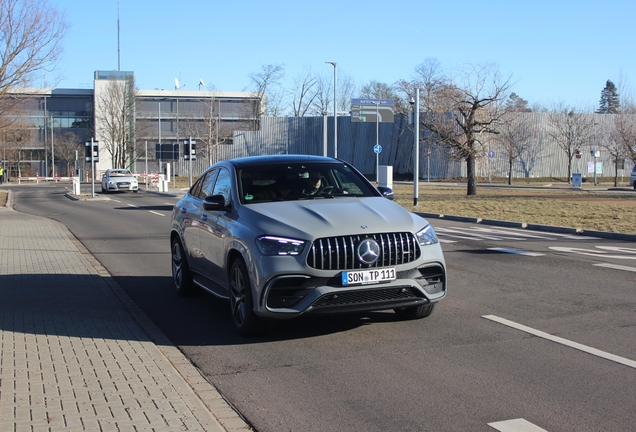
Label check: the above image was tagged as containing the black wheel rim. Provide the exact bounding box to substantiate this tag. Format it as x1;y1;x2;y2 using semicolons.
172;242;183;290
230;265;246;328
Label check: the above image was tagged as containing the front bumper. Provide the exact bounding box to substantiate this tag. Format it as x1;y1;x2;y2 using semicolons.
106;182;139;191
255;262;446;318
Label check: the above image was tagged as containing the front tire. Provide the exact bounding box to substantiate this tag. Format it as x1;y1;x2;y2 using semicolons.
172;238;195;296
394;302;436;320
229;259;269;337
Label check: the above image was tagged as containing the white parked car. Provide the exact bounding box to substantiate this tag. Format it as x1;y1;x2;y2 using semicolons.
101;169;139;193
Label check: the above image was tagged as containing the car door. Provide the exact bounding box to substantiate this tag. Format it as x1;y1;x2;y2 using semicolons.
181;169;218;274
198;167;233;289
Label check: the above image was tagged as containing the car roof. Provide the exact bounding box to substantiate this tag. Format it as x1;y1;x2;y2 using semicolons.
227;154;340;168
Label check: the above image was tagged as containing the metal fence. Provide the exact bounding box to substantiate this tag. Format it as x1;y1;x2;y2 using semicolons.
167;113;635;181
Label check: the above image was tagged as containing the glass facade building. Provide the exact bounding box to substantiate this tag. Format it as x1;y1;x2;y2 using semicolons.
1;71;259;179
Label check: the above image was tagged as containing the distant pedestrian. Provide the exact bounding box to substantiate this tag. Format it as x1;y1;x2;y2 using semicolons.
0;167;4;185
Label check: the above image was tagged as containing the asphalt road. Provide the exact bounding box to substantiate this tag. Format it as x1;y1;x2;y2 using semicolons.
8;183;636;432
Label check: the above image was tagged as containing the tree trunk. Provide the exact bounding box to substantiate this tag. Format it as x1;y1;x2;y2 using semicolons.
466;154;477;196
508;160;513;185
614;160;619;187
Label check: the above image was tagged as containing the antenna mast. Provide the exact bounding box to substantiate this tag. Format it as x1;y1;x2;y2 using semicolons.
117;0;121;71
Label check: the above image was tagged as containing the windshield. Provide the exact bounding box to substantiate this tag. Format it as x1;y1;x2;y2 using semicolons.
238;162;378;204
109;169;133;176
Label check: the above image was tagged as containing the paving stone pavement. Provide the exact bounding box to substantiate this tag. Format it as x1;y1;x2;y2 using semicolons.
0;196;252;431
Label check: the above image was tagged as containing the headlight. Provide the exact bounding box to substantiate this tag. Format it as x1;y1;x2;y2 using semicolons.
256;236;306;256
416;224;438;245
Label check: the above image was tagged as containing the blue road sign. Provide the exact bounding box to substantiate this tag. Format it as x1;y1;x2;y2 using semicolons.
374;145;382;154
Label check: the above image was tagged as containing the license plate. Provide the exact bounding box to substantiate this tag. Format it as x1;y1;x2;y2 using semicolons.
341;268;396;286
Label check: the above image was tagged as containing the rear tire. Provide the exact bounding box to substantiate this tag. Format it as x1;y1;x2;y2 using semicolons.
171;238;195;296
229;259;270;337
394;302;436;320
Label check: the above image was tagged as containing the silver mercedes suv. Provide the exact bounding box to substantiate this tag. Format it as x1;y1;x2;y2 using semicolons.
170;155;446;336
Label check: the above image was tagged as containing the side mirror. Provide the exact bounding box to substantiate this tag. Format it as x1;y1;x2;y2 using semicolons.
203;194;229;210
377;186;395;201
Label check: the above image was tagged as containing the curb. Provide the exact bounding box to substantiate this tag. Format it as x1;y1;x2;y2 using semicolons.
416;212;636;242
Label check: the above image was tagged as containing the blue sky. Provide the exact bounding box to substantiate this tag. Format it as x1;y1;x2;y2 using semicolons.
48;0;635;109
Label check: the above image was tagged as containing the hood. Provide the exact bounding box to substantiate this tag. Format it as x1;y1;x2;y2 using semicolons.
237;197;426;240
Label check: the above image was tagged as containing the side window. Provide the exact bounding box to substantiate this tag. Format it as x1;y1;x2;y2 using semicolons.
212;168;232;206
200;169;219;198
190;169;218;199
189;175;204;198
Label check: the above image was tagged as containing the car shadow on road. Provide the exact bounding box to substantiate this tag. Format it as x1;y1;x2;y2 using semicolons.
0;272;413;348
114;205;174;212
111;275;403;346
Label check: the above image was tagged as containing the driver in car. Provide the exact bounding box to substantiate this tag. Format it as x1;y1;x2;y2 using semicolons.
301;171;323;195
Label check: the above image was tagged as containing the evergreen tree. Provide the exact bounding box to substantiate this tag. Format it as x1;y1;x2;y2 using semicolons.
597;80;620;114
505;93;532;112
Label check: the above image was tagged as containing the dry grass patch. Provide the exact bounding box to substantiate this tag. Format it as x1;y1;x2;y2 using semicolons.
0;192;7;207
392;185;636;235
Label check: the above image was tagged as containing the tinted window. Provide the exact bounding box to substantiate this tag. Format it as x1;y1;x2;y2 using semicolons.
201;169;219;198
190;169;218;199
212;168;232;206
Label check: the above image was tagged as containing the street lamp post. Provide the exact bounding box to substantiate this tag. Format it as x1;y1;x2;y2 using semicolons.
375;101;380;180
50;115;55;181
326;62;337;158
411;89;420;206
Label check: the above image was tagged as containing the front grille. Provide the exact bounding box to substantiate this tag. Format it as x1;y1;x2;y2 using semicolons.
307;232;421;270
311;286;422;308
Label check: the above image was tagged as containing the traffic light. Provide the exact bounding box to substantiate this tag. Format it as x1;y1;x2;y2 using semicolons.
184;139;196;160
85;141;99;162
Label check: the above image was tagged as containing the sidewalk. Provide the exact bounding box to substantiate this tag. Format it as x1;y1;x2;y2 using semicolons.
0;193;251;431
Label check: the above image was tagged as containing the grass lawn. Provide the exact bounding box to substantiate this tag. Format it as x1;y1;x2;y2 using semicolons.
393;183;636;234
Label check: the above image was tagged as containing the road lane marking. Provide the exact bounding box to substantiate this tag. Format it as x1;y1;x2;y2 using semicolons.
594;263;636;273
127;204;140;209
483;315;636;370
488;418;548;431
549;246;636;260
488;248;545;256
149;211;165;217
595;246;636;254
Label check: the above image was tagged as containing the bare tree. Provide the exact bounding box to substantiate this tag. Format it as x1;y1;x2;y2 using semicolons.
290;66;318;117
180;98;225;166
95;75;138;169
2;119;31;177
337;71;357;114
419;63;512;195
310;73;333;115
309;69;357;117
52;130;81;176
249;64;284;121
547;105;594;182
0;0;68;123
495;111;535;184
611;111;636;162
602;120;630;186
